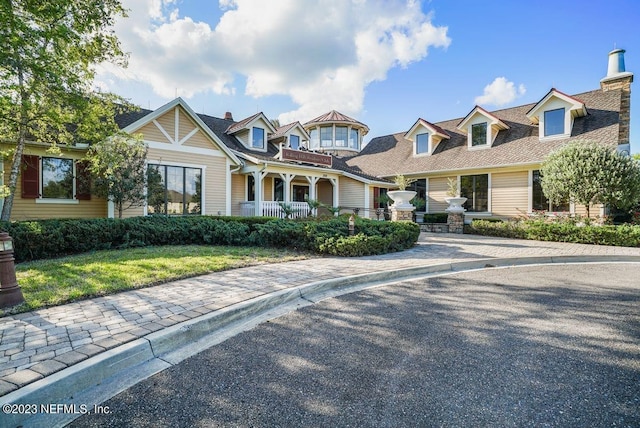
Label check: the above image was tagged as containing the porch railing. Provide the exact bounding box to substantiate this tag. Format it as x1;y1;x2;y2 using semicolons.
240;201;310;218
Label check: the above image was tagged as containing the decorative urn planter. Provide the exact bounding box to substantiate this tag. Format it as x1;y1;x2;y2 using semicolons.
445;197;467;213
387;190;417;209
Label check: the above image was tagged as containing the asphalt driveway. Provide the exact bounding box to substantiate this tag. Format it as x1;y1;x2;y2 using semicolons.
70;263;640;427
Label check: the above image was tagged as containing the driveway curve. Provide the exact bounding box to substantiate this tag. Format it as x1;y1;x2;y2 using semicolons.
71;263;640;427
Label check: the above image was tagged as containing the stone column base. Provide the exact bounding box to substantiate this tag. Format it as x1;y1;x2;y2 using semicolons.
390;207;415;222
447;212;464;234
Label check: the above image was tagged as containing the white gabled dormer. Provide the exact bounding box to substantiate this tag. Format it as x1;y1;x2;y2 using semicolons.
456;106;509;150
225;112;277;153
268;121;310;150
526;88;587;140
404;118;450;156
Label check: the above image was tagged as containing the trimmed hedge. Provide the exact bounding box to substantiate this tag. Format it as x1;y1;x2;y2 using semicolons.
2;216;420;262
467;219;640;247
422;213;448;224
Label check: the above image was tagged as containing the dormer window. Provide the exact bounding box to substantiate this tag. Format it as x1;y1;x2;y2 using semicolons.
252;127;265;149
289;134;300;150
544;108;565;136
225;112;276;153
457;106;509;150
526;89;587;140
471;123;487;146
405;118;450;157
416;133;429;154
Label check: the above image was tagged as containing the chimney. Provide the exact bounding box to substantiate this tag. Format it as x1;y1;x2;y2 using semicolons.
224;111;233;121
600;49;633;147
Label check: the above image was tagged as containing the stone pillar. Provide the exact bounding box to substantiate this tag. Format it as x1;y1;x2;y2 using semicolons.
390;207;414;222
447;212;464;234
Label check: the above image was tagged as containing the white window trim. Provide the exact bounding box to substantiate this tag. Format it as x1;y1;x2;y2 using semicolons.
143;161;207;216
39;156;77;202
468;122;490;150
251;126;266;151
414;132;431;156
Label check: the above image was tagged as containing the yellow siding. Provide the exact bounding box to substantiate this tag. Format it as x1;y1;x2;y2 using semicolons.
120;205;143;219
339;177;364;213
231;174;245;216
574;203;602;218
263;177;273;201
428;177;453;213
317;180;333;216
138;121;171;144
5;147;108;221
155;110;176;143
146;147;228;216
235;129;249;146
491;171;529;219
178;109;196;142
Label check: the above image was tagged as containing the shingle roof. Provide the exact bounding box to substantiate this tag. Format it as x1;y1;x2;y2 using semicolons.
225;112;263;134
345;88;622;177
269;122;298;140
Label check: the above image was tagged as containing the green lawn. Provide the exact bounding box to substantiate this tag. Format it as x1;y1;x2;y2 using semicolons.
2;246;309;316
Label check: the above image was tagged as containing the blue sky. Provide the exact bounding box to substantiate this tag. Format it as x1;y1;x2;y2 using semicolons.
98;0;640;151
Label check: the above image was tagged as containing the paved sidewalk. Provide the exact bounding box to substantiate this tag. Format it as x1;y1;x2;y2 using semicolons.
1;233;640;398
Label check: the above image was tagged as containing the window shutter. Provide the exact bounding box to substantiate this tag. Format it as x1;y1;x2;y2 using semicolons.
21;155;40;198
75;160;91;200
374;187;380;207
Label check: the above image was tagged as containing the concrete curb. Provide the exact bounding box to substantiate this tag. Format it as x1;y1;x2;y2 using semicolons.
2;255;639;427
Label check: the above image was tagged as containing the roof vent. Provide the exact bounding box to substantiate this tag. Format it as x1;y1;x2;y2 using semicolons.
606;48;627;77
224;111;233;120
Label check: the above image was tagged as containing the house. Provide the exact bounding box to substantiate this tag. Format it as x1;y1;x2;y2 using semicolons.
2;49;633;222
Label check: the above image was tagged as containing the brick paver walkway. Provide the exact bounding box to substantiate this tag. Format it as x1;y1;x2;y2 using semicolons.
1;233;640;396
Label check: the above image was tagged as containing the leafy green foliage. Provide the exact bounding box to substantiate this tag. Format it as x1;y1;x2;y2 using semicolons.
2;216;420;262
468;218;640;247
0;0;130;220
87;135;150;218
422;213;449;223
541;141;640;216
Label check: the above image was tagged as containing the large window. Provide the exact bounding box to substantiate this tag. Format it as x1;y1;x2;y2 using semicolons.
320;126;333;147
309;129;319;149
471;123;487;146
42;157;73;199
289;135;300;150
461;174;488;212
147;164;202;215
292;185;309;202
274;177;284;201
416;133;429;154
544;108;565;136
532;170;569;212
252;127;265;149
349;129;359;149
335;126;348;147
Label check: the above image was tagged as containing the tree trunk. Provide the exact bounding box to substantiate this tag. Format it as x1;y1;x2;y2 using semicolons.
1;67;29;222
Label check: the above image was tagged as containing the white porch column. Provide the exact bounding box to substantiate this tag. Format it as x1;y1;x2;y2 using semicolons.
305;175;320;215
279;173;295;202
329;178;339;216
254;170;268;216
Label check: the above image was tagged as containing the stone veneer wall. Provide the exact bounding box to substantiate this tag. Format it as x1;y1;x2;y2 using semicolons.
447;213;464;234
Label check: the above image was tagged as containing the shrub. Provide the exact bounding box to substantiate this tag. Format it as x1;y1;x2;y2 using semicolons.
422;213;448;223
467;219;640;247
3;216;421;262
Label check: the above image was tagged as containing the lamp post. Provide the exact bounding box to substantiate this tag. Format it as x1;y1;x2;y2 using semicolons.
348;214;355;236
0;232;24;308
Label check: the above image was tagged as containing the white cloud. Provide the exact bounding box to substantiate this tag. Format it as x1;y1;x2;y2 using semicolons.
474;77;526;107
99;0;450;122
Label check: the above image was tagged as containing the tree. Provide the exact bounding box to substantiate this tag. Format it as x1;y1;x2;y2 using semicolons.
0;0;130;221
540;141;640;217
87;136;150;218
